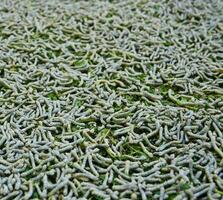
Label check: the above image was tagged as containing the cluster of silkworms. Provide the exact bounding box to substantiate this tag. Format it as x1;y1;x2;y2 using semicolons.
0;0;223;199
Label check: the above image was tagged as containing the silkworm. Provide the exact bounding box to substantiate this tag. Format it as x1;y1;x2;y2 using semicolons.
87;154;99;177
208;131;223;158
48;179;69;196
1;191;20;200
0;0;223;199
24;181;34;200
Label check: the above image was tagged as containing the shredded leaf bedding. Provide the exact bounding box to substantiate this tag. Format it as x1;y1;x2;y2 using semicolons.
0;0;223;199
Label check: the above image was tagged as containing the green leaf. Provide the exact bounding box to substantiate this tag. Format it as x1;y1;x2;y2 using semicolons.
47;92;58;100
179;182;191;191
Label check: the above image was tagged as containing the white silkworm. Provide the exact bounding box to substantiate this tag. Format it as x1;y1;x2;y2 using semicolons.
208;131;223;158
24;181;34;200
0;0;223;199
